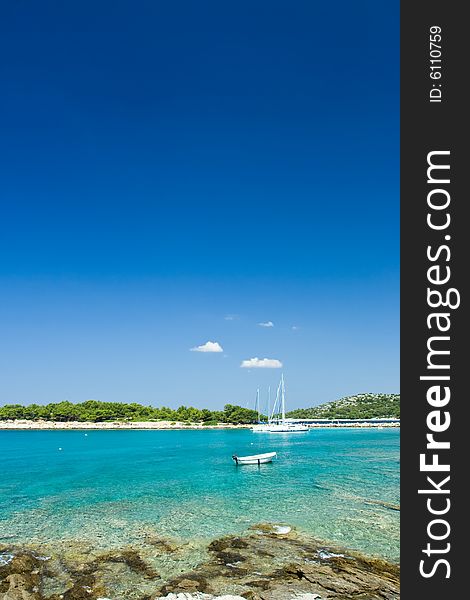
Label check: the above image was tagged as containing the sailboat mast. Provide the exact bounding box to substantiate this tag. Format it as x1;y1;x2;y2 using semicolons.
256;388;260;423
267;386;271;424
271;378;282;422
281;373;286;422
271;382;278;422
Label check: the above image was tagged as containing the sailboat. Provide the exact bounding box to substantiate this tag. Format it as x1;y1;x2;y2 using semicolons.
251;387;270;432
251;375;309;433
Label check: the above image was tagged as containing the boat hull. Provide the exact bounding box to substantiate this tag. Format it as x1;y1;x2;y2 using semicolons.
251;424;309;433
251;424;271;432
232;452;277;465
267;424;309;433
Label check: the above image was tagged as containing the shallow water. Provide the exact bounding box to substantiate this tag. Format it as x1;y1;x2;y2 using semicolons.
0;428;399;561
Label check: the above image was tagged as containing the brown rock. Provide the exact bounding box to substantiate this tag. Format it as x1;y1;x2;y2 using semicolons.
158;574;209;596
97;549;159;579
2;574;40;600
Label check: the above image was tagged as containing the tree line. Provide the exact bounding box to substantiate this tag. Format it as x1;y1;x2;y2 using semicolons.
286;393;400;420
0;400;262;425
0;393;399;423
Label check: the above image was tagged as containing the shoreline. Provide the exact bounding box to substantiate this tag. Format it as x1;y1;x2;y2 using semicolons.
0;419;400;430
0;420;250;430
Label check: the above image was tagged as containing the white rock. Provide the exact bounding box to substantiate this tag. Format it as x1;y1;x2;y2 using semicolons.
0;554;14;566
273;525;292;534
318;550;344;559
156;594;247;600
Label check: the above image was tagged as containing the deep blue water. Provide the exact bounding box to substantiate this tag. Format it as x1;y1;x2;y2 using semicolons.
0;428;399;561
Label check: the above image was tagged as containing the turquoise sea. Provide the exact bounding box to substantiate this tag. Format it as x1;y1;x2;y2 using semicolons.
0;428;399;562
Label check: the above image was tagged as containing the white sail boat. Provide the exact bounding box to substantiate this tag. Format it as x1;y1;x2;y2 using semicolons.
251;387;270;432
251;375;309;433
268;374;309;432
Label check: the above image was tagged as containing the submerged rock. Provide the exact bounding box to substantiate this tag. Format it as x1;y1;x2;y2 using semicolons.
97;550;159;579
0;526;399;600
141;534;181;555
155;528;399;600
364;499;400;512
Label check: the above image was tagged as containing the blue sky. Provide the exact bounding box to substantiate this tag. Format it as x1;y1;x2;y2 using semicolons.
0;1;399;409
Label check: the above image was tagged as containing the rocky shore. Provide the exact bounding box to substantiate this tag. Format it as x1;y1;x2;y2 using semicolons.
0;525;399;600
0;420;398;430
0;420;250;430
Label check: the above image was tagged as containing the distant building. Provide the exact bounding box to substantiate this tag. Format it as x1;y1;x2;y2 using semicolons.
287;418;400;426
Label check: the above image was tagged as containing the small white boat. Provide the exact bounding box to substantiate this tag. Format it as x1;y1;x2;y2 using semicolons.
232;451;277;465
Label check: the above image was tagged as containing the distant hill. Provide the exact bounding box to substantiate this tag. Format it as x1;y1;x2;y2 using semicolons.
287;393;400;420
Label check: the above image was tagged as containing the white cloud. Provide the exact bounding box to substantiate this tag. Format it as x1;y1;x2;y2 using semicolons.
258;321;274;328
224;314;239;321
190;341;224;353
292;325;300;331
240;357;283;369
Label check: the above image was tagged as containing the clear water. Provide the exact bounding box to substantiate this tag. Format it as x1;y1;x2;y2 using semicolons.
0;428;399;561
